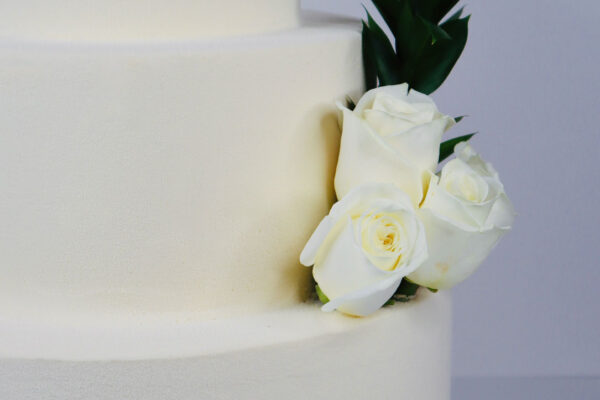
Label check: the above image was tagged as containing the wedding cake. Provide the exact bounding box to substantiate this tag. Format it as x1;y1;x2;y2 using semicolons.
0;1;452;399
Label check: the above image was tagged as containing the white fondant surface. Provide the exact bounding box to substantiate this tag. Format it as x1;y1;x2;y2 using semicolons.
0;292;451;400
0;12;452;400
0;15;363;318
0;0;300;41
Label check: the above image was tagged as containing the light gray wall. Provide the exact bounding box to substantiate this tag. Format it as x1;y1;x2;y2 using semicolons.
302;0;600;377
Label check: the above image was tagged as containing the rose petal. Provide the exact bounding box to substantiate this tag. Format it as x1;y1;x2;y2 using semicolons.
322;276;403;317
384;118;450;176
433;161;499;226
299;215;335;266
455;142;499;179
408;208;509;289
303;183;430;317
332;182;417;217
303;183;421;267
334;108;424;205
314;217;401;298
354;83;411;115
422;173;480;229
486;193;516;229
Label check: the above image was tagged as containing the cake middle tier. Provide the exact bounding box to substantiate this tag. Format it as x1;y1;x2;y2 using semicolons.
0;18;363;318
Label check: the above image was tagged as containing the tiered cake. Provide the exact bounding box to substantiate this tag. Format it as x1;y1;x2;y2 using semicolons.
0;1;451;399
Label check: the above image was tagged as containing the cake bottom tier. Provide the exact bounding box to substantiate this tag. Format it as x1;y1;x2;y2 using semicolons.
0;292;451;400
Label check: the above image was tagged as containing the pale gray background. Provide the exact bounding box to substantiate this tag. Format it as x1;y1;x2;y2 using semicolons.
303;0;600;382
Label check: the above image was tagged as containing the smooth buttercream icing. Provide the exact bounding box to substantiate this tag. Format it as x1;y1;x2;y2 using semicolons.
0;15;363;318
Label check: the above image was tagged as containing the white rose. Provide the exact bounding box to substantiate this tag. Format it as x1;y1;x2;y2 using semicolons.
335;83;455;206
300;183;428;317
408;143;516;289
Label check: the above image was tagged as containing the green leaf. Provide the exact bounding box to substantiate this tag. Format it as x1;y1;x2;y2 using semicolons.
394;297;414;303
428;288;439;293
315;285;330;305
362;21;379;90
410;15;470;94
364;0;470;93
346;96;357;111
396;279;420;296
371;0;405;37
454;115;466;123
391;1;430;71
439;132;476;162
392;279;420;302
420;17;452;44
363;12;403;86
411;0;460;24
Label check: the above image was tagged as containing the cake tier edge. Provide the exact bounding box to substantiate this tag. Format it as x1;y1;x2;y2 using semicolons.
0;292;451;400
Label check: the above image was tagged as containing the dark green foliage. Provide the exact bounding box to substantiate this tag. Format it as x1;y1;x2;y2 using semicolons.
411;0;459;24
362;0;470;94
391;279;421;303
362;13;403;87
439;133;476;163
346;96;357;111
410;15;470;94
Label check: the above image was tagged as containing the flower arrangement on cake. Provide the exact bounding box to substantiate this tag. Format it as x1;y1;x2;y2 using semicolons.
301;0;515;317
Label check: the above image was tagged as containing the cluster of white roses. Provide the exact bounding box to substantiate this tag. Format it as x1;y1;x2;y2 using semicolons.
300;84;515;317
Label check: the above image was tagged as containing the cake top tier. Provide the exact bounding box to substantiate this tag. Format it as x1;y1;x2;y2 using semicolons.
0;0;300;41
